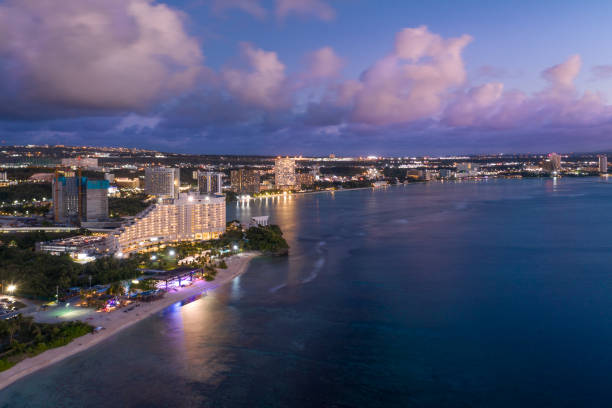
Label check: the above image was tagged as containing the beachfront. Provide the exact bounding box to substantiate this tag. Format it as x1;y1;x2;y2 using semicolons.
0;251;258;390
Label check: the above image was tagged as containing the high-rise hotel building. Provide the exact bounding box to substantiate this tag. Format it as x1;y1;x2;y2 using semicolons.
108;193;226;255
53;175;109;224
231;169;260;194
599;155;608;174
145;167;180;198
197;171;223;195
275;157;296;189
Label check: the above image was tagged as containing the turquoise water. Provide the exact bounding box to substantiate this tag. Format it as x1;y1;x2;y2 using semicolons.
3;178;612;407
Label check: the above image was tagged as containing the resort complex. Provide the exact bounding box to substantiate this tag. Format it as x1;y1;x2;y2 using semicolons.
108;192;226;255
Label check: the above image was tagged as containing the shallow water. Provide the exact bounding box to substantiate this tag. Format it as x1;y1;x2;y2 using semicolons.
3;178;612;407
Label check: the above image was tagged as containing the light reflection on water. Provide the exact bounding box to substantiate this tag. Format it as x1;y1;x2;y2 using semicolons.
4;179;612;407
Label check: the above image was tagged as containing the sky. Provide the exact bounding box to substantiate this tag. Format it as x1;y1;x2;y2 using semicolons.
1;0;612;156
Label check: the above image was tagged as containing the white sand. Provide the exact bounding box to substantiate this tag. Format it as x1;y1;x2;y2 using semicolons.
0;252;258;390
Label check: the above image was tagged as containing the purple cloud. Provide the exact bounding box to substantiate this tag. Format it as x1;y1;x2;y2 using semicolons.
0;0;204;111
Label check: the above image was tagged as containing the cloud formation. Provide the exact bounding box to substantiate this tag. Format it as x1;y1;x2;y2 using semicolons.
0;0;203;112
304;47;344;79
328;26;473;125
222;43;289;110
1;2;612;156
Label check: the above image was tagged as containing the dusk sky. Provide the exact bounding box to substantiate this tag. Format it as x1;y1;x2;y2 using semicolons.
1;0;612;155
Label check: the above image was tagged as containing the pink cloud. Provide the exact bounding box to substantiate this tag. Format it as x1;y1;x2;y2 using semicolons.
542;54;581;89
443;83;504;127
0;0;204;110
304;46;344;79
222;43;289;110
442;54;612;130
348;26;472;125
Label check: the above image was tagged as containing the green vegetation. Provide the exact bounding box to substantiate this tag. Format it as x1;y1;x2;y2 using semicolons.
0;202;50;216
245;225;289;255
109;193;149;218
0;315;93;371
0;245;143;299
0;183;52;202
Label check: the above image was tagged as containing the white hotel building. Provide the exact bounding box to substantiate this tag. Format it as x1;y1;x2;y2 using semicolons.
108;193;226;255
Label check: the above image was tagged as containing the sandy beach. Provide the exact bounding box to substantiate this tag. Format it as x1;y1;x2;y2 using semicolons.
0;251;258;390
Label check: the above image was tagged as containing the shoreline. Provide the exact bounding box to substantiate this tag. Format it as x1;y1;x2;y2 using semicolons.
0;251;259;391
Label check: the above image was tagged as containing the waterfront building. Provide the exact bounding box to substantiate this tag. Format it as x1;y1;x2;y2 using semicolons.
61;157;99;169
275;157;296;189
52;175;109;224
599;155;608;174
108;193;226;255
145;167;180;198
456;163;479;177
296;173;315;188
439;169;455;179
250;216;269;227
549;153;562;172
231;169;260;194
406;169;431;181
197;171;223;194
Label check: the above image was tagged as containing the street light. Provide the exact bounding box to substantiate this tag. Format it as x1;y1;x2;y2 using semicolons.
169;250;176;257
7;284;16;293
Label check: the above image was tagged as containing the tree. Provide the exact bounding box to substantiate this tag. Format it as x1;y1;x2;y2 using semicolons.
107;282;124;297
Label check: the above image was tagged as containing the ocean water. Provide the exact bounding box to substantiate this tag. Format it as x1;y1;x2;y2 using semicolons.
3;178;612;407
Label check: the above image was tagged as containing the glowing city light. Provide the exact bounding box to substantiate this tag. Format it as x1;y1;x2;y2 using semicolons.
7;284;16;293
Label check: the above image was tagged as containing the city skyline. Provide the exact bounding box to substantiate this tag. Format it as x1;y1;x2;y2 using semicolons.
1;1;612;155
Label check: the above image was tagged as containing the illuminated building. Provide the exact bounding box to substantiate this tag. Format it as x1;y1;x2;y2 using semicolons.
296;173;315;187
52;175;109;224
145;167;180;198
61;157;99;169
231;169;260;194
599;155;608;174
197;171;223;194
275;157;296;189
115;177;141;188
549;153;562;172
456;163;479;177
108;193;226;254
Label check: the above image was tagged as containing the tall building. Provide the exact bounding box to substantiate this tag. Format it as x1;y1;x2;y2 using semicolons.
145;167;180;198
275;157;296;189
549;153;562;172
231;169;260;194
296;173;315;187
197;171;223;194
599;155;608;174
108;193;226;254
52;175;109;224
